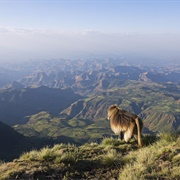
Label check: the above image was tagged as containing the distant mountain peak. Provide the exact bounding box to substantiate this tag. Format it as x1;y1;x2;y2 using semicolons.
5;81;24;89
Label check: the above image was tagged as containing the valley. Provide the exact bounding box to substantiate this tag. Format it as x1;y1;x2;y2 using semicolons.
0;58;179;161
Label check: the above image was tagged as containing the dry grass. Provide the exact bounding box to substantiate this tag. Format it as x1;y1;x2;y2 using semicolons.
0;133;179;180
119;133;180;180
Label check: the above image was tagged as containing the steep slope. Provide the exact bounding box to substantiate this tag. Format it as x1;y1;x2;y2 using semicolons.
0;121;23;146
0;86;83;125
62;81;180;132
0;121;25;161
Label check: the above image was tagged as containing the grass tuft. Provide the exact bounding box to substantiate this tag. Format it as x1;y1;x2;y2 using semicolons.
39;147;57;161
159;132;178;142
101;149;121;166
20;150;39;161
101;137;122;147
60;147;80;164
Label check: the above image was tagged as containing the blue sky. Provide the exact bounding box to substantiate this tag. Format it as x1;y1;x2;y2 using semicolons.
1;0;180;33
0;0;180;61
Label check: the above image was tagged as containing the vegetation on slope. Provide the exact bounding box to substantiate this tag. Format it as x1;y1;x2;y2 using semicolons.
0;133;179;180
14;80;180;142
14;111;112;145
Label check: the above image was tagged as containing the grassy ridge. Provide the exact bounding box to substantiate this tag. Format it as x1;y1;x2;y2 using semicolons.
0;133;179;180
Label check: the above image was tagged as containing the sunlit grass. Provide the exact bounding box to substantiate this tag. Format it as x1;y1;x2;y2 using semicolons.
101;149;122;167
0;133;179;180
119;133;180;180
101;137;122;147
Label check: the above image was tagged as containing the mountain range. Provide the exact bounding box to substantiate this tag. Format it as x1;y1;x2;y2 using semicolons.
0;58;179;161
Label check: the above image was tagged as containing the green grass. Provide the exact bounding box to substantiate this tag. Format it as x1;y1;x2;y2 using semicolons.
119;134;180;180
101;137;122;147
0;133;179;180
101;149;122;167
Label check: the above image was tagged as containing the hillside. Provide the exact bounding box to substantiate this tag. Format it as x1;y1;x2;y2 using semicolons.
0;133;179;180
14;80;180;143
0;121;65;161
0;86;83;125
62;80;179;131
0;121;26;161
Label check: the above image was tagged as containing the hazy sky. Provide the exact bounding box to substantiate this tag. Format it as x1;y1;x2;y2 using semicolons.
0;0;180;61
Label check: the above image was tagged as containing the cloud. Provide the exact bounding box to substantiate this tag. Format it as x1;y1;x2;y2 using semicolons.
0;27;180;61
